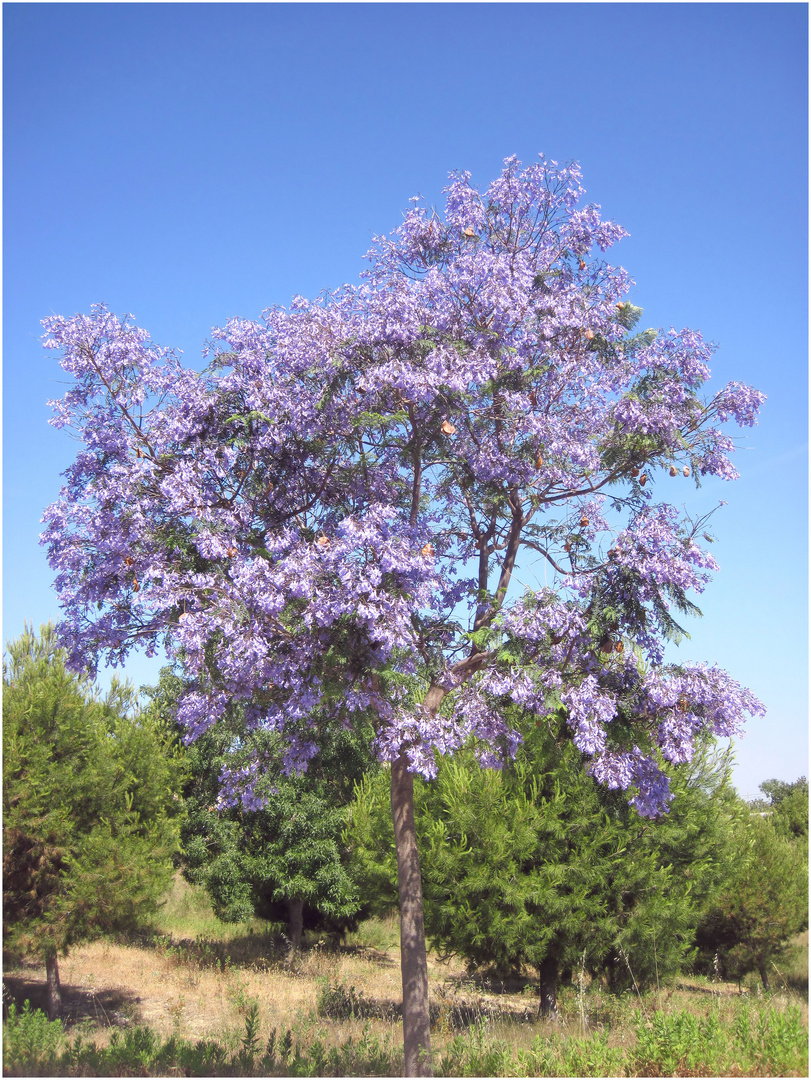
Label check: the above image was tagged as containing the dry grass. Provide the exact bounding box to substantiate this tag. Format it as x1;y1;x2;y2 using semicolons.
3;873;808;1064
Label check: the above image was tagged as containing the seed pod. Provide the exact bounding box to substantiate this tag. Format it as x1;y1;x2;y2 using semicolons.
132;578;140;593
421;543;434;557
228;546;238;557
564;541;572;553
630;467;640;478
585;329;595;340
639;474;648;486
600;636;614;654
462;226;478;240
535;453;544;470
608;548;618;560
317;535;330;547
615;641;624;654
441;420;456;435
124;556;133;567
683;466;691;477
579;260;586;270
579;516;589;528
670;466;678;477
529;390;538;407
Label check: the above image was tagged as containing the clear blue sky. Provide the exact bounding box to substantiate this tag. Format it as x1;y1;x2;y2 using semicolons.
3;2;807;800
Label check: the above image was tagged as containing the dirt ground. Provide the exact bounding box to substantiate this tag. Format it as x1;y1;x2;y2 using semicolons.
2;932;539;1049
4;915;806;1052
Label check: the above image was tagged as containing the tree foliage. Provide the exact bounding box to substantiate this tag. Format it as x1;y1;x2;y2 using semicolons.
694;809;808;990
347;714;738;1010
40;154;765;1072
3;625;183;1015
147;667;375;946
752;777;809;844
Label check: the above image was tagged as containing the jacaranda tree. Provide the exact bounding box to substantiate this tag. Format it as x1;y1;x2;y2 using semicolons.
42;155;764;1074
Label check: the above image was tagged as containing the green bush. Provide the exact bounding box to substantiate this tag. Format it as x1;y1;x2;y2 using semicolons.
3;1001;66;1076
629;1003;808;1078
3;995;806;1076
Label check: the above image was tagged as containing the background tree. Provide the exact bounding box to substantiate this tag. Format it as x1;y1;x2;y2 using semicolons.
694;809;808;990
347;713;737;1014
148;667;375;949
751;777;809;846
3;625;183;1019
41;155;765;1073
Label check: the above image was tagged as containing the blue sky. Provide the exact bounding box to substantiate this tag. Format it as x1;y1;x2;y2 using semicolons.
3;2;807;799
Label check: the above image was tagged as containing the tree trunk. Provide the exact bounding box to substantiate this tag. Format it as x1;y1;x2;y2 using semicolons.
45;950;62;1021
391;753;432;1077
758;963;771;992
538;955;559;1020
288;897;304;953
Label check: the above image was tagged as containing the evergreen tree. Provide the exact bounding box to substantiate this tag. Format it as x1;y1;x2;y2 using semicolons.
149;667;374;949
694;809;808;989
3;626;183;1018
346;713;737;1013
753;777;809;844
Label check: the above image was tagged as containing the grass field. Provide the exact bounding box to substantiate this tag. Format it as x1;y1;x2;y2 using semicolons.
3;874;808;1076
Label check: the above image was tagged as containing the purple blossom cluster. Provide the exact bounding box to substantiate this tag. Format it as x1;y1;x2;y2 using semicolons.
41;155;764;816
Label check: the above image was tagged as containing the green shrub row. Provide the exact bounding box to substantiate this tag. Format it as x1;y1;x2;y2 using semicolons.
4;997;808;1077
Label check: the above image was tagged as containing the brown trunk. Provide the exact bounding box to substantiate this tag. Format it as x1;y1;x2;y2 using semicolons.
538;955;559;1020
391;753;432;1077
45;950;62;1021
288;897;304;952
758;963;771;992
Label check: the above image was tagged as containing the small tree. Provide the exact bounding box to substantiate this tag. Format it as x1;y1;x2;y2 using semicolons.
148;667;376;948
3;626;183;1018
753;777;809;844
42;155;764;1073
694;811;808;990
347;716;737;1013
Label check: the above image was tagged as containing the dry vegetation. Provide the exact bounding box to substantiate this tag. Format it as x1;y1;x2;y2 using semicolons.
3;875;808;1076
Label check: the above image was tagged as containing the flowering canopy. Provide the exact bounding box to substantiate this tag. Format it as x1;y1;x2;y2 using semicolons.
42;155;764;817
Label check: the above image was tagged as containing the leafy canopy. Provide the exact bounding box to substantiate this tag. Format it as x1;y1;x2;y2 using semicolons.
42;154;764;815
146;666;375;931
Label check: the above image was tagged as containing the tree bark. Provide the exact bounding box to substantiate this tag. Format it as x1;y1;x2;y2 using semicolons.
45;950;62;1021
391;753;432;1077
758;963;771;992
538;955;559;1020
288;897;304;953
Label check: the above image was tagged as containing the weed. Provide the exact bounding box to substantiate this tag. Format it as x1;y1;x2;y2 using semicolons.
3;1001;65;1076
316;978;375;1020
240;1001;261;1059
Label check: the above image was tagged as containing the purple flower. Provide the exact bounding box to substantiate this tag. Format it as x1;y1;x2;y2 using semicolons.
40;155;764;814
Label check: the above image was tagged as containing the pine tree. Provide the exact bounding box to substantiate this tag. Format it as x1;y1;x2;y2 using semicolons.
3;625;183;1018
694;808;808;989
754;777;809;845
346;713;737;1013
